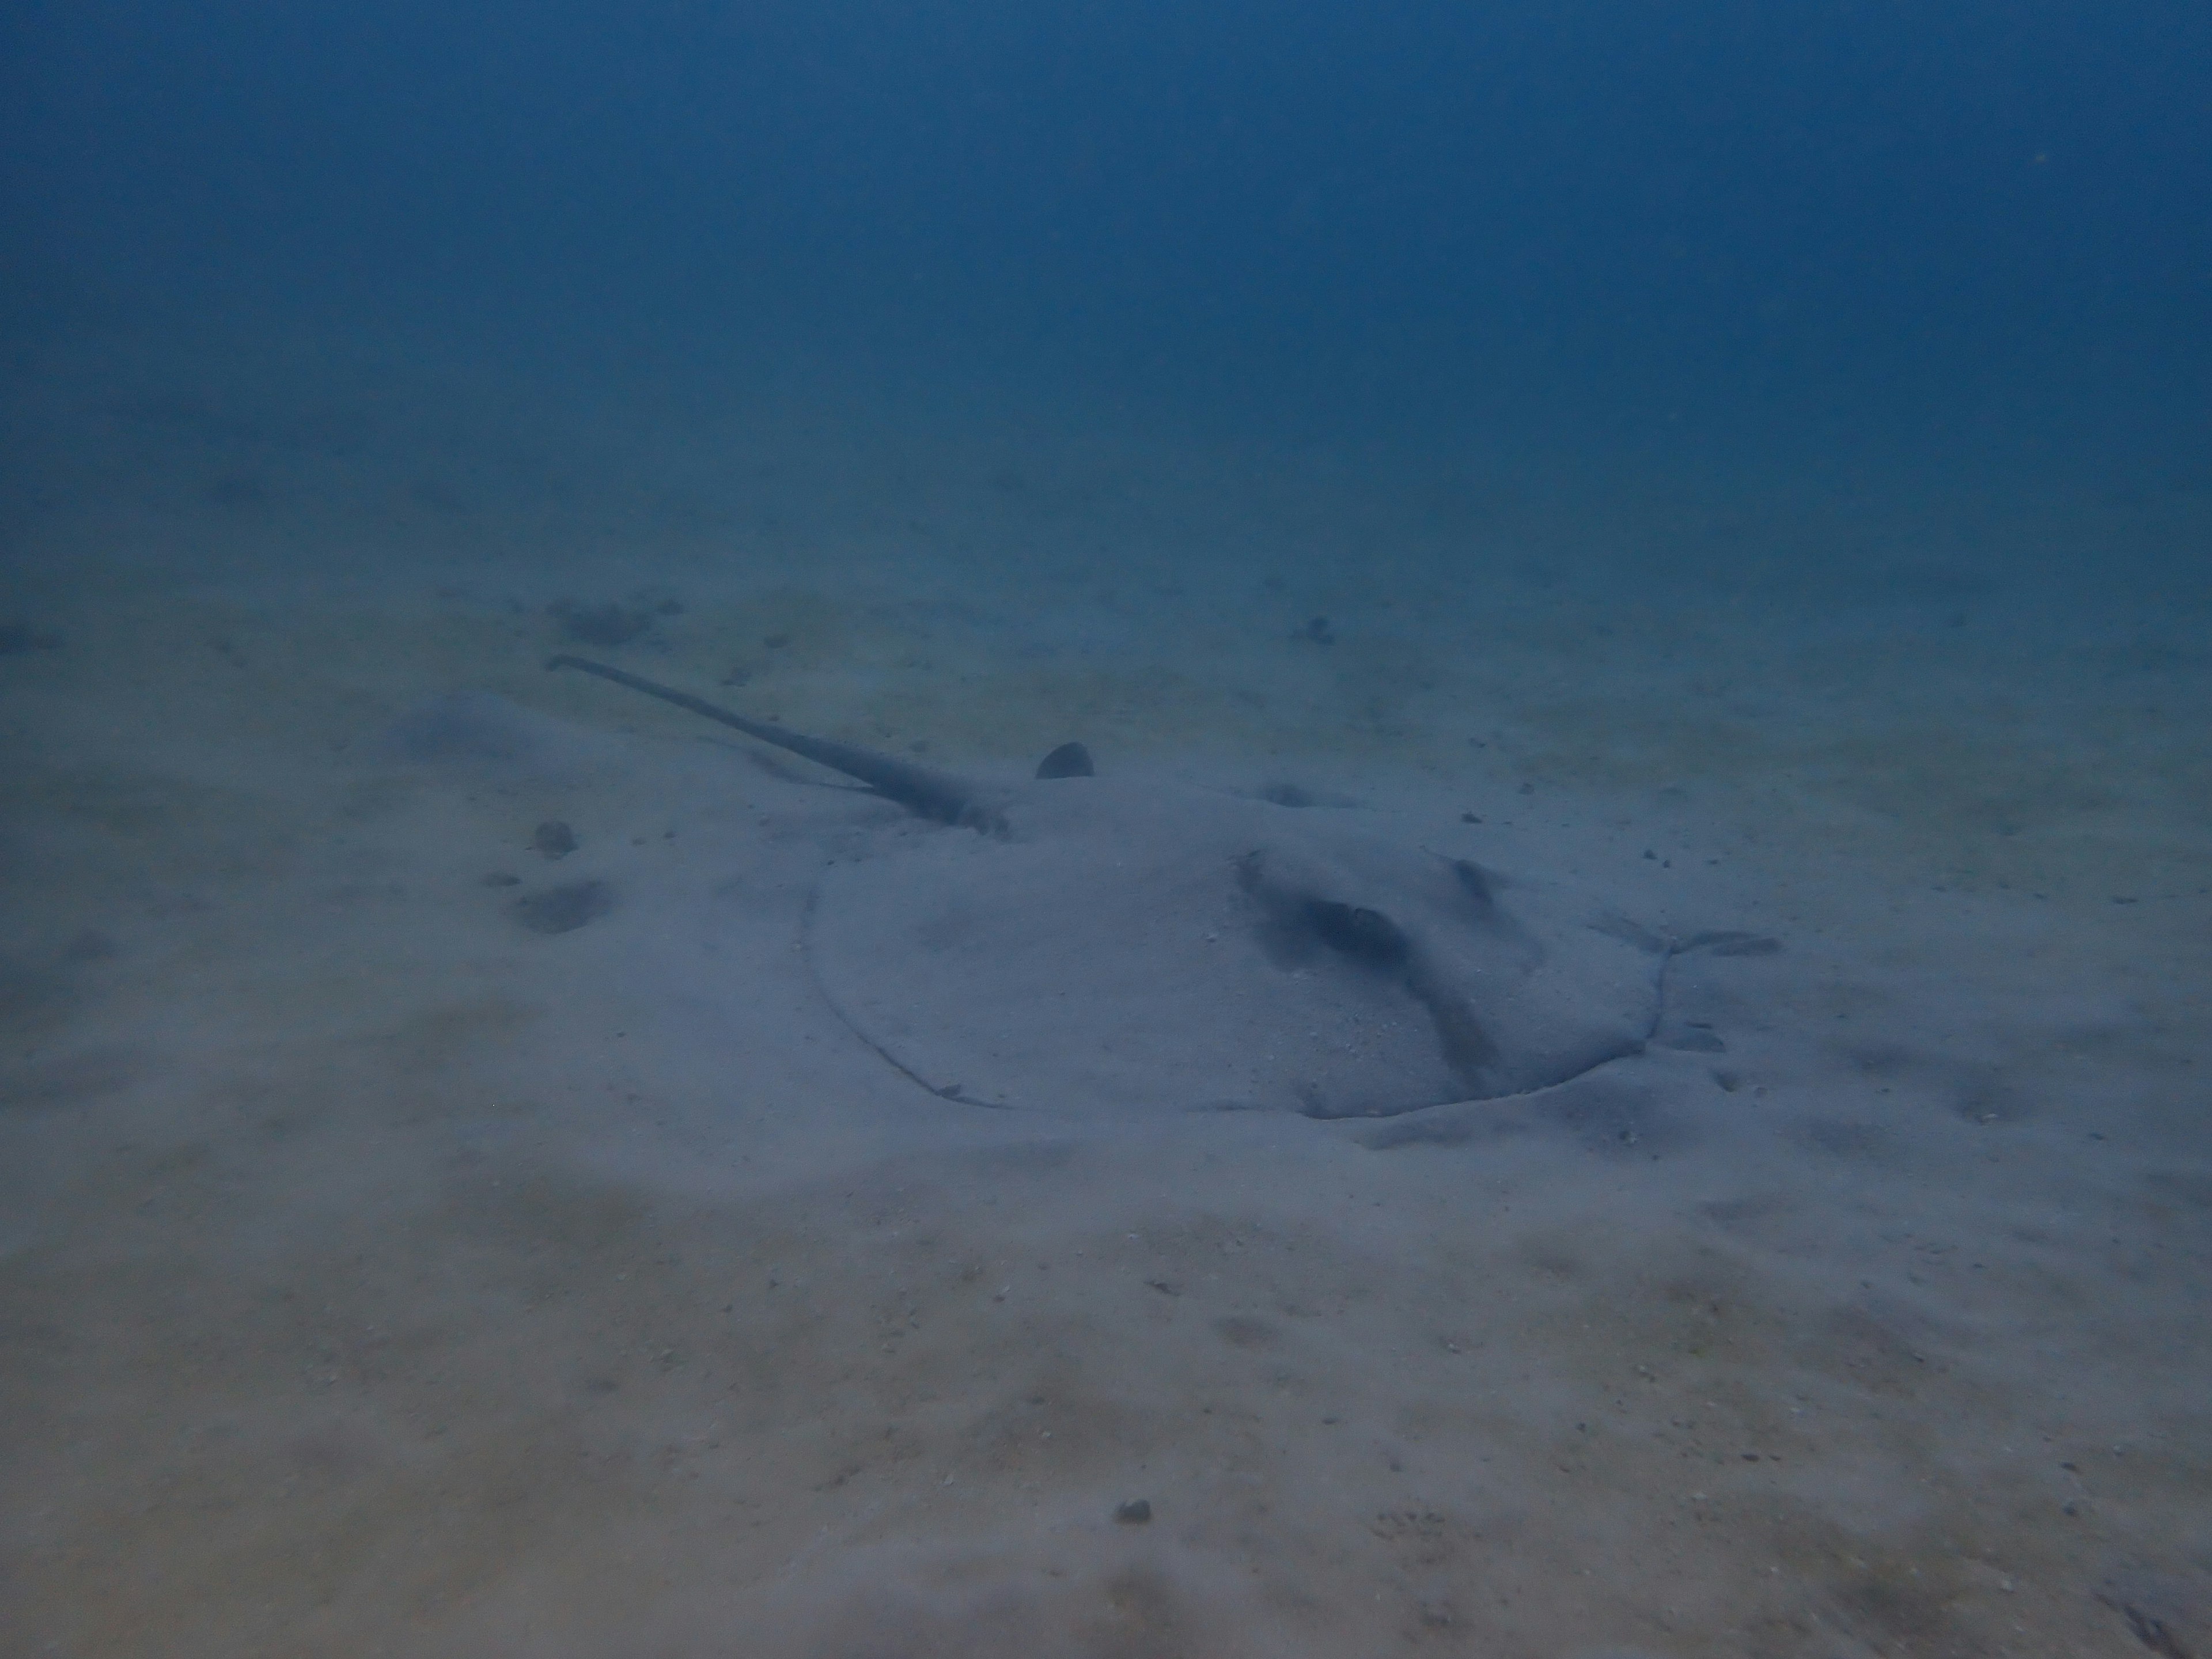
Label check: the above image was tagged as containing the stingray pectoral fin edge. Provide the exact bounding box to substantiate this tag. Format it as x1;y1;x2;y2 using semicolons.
547;654;1004;829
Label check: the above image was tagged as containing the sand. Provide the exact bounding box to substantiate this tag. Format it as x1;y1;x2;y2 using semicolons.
2;325;2208;1658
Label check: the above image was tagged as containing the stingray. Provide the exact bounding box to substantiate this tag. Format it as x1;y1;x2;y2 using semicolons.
550;654;1756;1120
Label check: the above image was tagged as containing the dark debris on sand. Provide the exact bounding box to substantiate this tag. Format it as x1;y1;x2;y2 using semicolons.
0;623;64;655
513;880;613;935
551;593;685;649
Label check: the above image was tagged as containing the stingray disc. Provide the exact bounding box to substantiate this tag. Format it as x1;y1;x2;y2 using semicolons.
805;779;1665;1118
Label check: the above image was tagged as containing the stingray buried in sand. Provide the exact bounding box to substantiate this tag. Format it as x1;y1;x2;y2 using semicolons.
550;655;1773;1119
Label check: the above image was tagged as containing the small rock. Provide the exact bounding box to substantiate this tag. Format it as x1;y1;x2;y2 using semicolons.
1035;741;1095;781
1113;1499;1152;1525
533;820;578;859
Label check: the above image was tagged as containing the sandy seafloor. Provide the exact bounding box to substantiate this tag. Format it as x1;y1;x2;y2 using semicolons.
1;324;2208;1658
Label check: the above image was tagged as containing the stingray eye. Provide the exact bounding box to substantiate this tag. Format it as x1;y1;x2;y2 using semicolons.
1303;900;1411;966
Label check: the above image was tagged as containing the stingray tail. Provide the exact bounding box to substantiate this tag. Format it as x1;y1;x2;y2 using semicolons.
547;654;995;828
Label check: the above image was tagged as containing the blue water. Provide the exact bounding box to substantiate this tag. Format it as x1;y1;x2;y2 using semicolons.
7;1;2205;491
